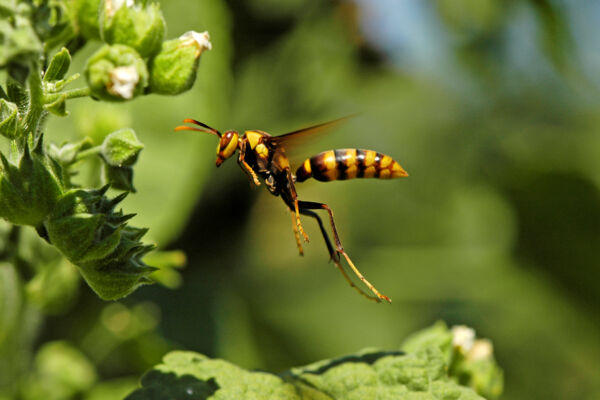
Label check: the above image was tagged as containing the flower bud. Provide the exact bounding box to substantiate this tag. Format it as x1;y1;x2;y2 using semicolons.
48;138;94;165
44;187;156;300
73;0;103;40
148;31;212;95
0;135;64;227
85;44;148;101
101;128;144;167
0;99;19;139
102;164;136;192
101;0;166;58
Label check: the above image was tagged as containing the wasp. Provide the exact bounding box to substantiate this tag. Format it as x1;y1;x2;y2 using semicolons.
175;117;408;303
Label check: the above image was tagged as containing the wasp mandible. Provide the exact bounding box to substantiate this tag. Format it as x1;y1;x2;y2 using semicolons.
175;117;408;303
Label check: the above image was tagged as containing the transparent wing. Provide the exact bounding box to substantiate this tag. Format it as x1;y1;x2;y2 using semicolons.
266;116;354;169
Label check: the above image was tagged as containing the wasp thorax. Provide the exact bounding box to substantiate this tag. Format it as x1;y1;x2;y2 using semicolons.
216;130;239;166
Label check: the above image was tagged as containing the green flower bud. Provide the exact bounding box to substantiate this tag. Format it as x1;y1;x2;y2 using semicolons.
101;128;143;166
85;44;148;101
48;137;94;165
101;0;166;58
73;0;102;40
0;135;64;227
148;31;212;95
0;99;18;139
45;187;156;300
102;164;135;192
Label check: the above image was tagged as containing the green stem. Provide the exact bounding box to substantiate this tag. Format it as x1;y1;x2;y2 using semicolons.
22;61;45;137
44;87;91;103
75;145;102;161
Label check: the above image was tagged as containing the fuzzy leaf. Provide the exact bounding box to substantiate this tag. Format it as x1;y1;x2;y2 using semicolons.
0;98;18;139
44;48;71;83
45;188;156;300
126;343;490;400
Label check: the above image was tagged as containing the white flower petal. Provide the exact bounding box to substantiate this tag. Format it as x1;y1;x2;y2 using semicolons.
451;325;475;352
179;30;212;56
108;66;139;100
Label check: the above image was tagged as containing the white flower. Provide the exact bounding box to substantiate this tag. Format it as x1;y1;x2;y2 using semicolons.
451;325;475;353
468;339;494;361
179;31;212;57
107;66;139;99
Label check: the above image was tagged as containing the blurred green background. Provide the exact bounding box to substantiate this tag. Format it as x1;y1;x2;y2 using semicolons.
40;0;600;399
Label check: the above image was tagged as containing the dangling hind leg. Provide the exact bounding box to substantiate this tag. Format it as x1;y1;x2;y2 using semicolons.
298;204;391;303
298;209;379;302
289;210;304;256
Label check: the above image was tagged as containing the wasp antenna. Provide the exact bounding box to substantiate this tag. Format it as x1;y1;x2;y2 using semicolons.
175;119;221;137
180;118;222;137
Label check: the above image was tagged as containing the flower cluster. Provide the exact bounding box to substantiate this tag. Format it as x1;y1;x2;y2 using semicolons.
0;0;207;299
80;0;212;100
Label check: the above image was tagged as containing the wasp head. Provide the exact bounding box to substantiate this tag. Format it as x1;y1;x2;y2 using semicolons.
216;130;239;166
175;119;240;167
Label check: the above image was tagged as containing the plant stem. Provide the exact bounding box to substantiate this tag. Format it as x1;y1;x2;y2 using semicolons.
75;145;102;161
22;61;45;137
45;87;91;103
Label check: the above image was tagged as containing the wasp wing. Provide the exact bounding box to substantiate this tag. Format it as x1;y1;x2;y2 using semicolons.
266;116;354;169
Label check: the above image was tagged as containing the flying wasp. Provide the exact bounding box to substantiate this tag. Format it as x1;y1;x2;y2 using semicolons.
174;117;408;303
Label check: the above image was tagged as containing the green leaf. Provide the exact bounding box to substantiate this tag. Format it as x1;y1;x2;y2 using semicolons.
126;344;489;399
0;135;64;227
44;93;68;116
401;322;504;400
0;98;18;139
44;48;71;83
45;188;156;300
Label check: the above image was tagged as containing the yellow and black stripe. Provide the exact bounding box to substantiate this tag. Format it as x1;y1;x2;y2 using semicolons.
295;149;408;182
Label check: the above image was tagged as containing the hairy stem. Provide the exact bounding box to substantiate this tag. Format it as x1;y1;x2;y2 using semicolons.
75;145;102;161
22;61;46;137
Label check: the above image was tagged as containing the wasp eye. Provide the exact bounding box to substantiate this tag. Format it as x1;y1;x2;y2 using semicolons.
216;130;239;164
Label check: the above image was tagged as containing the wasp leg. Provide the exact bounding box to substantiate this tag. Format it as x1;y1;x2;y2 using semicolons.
237;146;261;186
298;201;391;303
297;208;381;302
290;210;304;256
286;170;309;242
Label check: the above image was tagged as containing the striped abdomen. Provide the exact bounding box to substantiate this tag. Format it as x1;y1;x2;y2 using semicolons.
295;149;408;182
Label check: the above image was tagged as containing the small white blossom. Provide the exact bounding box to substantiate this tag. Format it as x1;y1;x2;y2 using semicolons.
107;66;139;99
179;31;212;57
468;339;494;361
451;325;475;353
